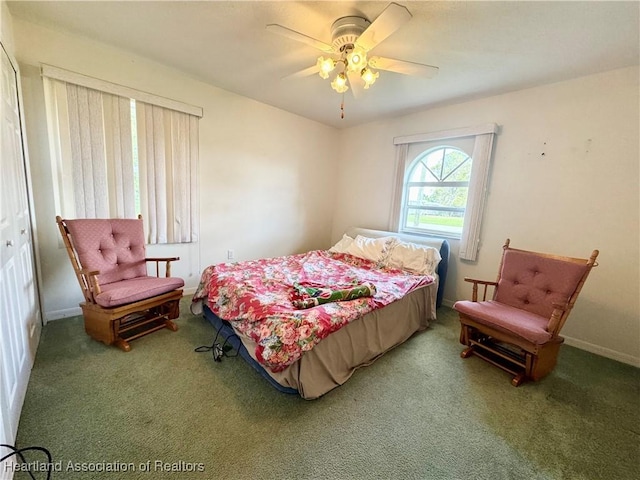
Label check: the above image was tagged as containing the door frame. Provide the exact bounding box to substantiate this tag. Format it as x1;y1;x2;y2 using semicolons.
0;38;43;452
0;41;44;327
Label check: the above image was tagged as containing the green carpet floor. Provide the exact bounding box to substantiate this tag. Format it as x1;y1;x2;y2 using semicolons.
12;296;640;480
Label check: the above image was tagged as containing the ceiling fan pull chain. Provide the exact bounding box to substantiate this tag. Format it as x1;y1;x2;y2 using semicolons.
340;93;345;119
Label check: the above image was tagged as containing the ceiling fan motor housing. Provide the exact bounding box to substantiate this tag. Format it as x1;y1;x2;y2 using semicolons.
331;16;371;51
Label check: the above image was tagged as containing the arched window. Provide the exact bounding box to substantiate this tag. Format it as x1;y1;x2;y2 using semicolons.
402;146;471;237
390;124;498;261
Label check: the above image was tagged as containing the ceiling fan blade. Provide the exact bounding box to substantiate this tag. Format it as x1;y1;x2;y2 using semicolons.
284;65;320;79
266;24;334;53
346;70;364;99
369;56;439;78
355;2;412;52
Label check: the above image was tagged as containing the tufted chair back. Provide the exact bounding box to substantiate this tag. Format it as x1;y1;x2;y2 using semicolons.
65;219;147;285
494;249;589;318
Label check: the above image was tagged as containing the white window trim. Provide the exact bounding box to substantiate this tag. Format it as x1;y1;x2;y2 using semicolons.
390;123;499;261
393;123;498;145
41;64;203;118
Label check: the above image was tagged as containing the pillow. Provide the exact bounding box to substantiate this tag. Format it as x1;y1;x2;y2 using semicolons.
343;235;397;264
328;234;354;254
386;240;442;276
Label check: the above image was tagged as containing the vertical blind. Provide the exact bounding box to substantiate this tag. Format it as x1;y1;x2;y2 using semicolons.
42;67;201;244
458;133;495;261
136;102;199;244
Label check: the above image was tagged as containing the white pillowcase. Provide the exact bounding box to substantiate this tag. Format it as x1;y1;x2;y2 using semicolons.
328;234;354;253
343;235;397;264
386;240;442;276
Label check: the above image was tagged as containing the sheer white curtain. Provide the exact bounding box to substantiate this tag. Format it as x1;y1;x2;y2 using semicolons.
44;78;135;219
136;102;199;244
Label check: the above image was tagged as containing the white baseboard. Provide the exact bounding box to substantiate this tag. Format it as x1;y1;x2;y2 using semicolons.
46;306;82;321
440;298;639;368
45;286;198;323
563;336;640;368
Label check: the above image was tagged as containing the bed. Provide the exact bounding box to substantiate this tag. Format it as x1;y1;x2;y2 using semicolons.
192;227;450;399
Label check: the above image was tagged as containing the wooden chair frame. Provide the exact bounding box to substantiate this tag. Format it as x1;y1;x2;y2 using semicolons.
56;216;183;352
458;239;599;386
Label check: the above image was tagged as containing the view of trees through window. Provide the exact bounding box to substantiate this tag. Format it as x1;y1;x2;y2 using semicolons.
403;147;471;236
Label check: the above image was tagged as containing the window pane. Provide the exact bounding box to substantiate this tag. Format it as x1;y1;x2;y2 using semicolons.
423;149;445;177
419;148;471;182
406;186;469;209
406;185;434;207
408;161;438;182
443;150;471;181
402;146;472;237
404;208;465;233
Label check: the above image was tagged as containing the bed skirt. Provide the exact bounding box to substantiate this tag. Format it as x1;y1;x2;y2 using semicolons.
201;280;437;399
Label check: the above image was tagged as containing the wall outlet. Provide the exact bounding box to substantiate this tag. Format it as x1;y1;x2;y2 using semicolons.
227;249;235;260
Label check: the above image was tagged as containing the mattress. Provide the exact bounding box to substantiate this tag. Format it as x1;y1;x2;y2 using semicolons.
202;280;436;399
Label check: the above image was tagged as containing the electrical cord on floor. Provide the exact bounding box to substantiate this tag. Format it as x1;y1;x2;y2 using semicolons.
1;444;52;480
195;329;240;362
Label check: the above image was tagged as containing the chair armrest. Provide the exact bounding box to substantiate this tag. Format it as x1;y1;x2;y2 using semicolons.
145;257;180;278
551;302;571;311
79;268;100;277
463;277;498;302
547;302;572;336
464;277;498;286
78;268;102;300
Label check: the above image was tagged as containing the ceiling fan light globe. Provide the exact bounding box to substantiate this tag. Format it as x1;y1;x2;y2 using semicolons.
331;73;349;93
332;83;349;94
316;56;336;79
346;46;368;72
361;68;379;89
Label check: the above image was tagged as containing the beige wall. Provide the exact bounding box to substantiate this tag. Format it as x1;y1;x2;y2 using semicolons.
0;1;14;51
11;15;639;367
14;18;338;318
332;66;640;366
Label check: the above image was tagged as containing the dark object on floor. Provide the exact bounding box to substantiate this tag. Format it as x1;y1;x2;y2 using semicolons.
201;306;298;395
1;444;53;480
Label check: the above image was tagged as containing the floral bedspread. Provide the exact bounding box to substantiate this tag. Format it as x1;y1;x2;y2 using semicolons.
192;250;434;372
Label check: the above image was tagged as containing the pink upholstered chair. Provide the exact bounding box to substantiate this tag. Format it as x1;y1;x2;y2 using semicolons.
454;239;598;386
56;216;184;351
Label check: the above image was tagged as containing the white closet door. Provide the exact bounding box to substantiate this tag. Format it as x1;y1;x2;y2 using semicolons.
0;42;39;460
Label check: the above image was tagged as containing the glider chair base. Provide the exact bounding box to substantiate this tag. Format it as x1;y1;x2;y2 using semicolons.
81;289;183;352
459;318;563;387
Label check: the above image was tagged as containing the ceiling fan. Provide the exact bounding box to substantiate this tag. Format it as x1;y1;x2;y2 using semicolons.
266;2;439;99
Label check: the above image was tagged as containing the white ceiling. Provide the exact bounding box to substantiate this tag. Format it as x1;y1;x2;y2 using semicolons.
8;1;640;129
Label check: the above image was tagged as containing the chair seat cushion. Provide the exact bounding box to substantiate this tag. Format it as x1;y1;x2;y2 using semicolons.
95;276;185;308
453;300;552;345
